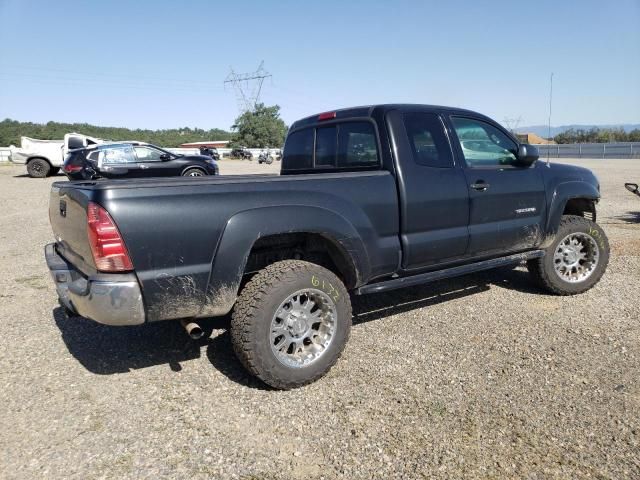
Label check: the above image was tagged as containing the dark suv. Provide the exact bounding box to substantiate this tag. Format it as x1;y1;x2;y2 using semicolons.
229;147;253;159
63;142;219;180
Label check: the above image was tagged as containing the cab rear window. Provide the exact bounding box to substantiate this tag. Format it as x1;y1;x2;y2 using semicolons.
282;121;379;172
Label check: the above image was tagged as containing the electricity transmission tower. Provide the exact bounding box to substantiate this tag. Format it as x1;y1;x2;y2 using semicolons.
224;61;272;114
503;116;523;134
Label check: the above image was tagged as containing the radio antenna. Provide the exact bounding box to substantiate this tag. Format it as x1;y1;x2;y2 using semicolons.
547;72;553;167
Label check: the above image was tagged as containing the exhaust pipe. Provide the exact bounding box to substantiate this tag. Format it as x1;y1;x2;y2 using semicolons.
181;319;204;340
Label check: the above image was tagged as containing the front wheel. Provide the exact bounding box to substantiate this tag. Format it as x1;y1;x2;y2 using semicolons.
528;215;609;295
231;260;351;389
182;168;207;177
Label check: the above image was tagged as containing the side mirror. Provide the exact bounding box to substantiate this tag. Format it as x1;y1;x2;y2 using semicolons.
625;183;639;194
160;153;171;161
516;144;539;166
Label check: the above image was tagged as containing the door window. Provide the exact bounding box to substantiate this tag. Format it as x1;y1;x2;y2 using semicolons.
451;117;518;167
134;146;165;162
404;113;454;168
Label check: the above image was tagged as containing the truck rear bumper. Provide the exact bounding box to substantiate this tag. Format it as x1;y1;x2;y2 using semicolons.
45;243;145;326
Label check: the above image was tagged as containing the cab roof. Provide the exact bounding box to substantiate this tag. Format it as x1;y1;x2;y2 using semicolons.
289;104;488;130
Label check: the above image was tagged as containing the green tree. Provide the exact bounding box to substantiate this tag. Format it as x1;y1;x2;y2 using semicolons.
230;104;288;148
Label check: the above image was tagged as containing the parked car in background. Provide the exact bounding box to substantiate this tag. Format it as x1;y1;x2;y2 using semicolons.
63;142;218;180
199;146;220;160
10;133;103;177
229;147;253;160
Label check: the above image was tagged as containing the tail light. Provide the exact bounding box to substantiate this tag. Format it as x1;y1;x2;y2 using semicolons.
64;164;82;173
87;202;133;272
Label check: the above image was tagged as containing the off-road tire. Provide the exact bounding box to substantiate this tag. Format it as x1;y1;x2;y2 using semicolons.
528;215;609;295
231;260;351;389
27;158;51;178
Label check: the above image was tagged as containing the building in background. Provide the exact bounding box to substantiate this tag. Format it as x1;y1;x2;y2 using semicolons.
515;133;556;145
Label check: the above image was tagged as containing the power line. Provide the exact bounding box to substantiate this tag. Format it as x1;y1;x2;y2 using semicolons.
224;61;272;114
502;116;523;133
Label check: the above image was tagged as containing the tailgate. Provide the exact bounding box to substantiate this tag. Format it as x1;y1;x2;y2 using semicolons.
49;183;96;273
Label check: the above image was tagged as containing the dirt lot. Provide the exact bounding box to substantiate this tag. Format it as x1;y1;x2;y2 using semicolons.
0;159;638;479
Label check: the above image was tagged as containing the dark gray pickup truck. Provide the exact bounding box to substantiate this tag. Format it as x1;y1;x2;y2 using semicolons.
46;104;609;388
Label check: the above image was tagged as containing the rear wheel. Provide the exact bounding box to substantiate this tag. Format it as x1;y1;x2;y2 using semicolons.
26;158;50;178
528;215;609;295
231;260;351;389
182;168;207;177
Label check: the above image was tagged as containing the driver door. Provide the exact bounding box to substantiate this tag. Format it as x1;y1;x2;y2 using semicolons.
447;115;547;256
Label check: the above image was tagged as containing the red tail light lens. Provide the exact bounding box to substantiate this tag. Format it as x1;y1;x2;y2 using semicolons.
87;202;133;272
64;164;82;173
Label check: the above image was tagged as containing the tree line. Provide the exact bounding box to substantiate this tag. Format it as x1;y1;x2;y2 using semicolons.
0;103;289;149
0;118;233;148
554;127;640;144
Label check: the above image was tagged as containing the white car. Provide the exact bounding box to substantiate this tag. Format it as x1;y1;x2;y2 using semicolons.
9;133;103;177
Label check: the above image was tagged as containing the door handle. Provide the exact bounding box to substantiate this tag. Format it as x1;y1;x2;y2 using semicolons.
471;181;490;191
139;164;149;169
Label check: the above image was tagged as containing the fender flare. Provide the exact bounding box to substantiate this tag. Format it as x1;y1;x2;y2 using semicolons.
542;180;599;247
198;205;369;317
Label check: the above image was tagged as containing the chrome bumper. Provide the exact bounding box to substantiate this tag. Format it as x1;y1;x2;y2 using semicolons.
45;243;145;326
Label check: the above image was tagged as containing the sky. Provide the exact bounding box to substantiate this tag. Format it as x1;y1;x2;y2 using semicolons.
0;0;638;131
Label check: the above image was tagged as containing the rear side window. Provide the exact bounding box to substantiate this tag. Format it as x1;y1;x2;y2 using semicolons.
283;128;313;170
100;145;136;165
87;151;100;164
404;113;454;168
338;122;378;167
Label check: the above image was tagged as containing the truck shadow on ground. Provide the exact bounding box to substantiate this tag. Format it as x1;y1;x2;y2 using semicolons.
53;265;543;387
614;211;640;223
13;173;66;178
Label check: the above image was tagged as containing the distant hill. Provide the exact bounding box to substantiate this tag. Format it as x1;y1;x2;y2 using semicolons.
515;124;640;138
0;118;233;148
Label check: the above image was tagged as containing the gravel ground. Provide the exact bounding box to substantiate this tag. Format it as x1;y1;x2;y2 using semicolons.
0;158;638;479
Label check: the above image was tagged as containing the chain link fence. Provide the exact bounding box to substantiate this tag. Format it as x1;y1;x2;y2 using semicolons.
536;142;640;159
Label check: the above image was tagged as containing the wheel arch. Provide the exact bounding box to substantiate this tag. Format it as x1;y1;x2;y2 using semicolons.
198;205;369;318
181;165;207;176
543;181;599;247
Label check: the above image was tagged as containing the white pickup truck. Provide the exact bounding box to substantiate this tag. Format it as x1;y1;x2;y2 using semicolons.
9;133;103;177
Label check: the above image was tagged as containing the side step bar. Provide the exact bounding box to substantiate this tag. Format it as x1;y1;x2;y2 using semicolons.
355;250;544;295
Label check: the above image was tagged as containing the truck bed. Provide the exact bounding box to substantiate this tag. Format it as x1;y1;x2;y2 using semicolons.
49;171;401;321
